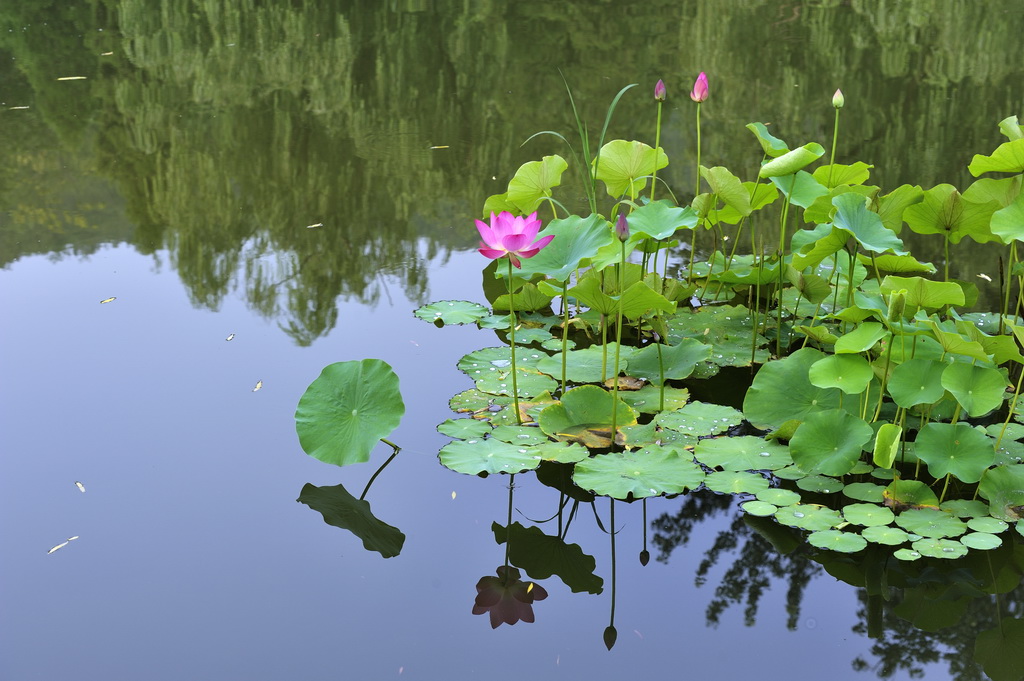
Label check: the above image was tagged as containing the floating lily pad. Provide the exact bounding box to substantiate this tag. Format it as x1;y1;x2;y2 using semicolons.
295;360;405;467
883;479;940;510
807;530;867;553
960;532;1002;550
861;525;911;545
796;475;845;494
437;418;491;440
695;436;793;471
886;358;947;408
477;314;512;330
449;388;510;413
893;548;923;561
531;441;590;464
941;499;992;518
572;445;704;499
538;385;638;447
438;438;542;475
666;305;771;368
489;425;550;446
773;465;807;481
741;500;778;516
537;344;635;384
895;508;968;538
912;537;968;559
657;402;743;438
756;487;802;506
704;471;771;495
413;300;490;325
842;503;896;527
774;504;843;531
458;346;547;376
617;385;690;413
967;516;1008;533
915;423;995;483
626;338;712;382
475;367;558;399
843;482;886;503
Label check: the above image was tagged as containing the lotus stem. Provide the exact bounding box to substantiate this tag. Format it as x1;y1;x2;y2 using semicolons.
504;473;515;571
610;240;626;441
560;280;570;395
358;439;401;501
507;258;522;425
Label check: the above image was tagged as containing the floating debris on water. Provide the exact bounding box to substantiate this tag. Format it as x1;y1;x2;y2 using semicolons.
100;297;116;304
8;105;30;110
978;273;992;282
57;76;87;81
429;145;449;149
252;380;263;392
305;223;323;229
47;541;69;554
451;491;457;499
75;481;85;493
225;333;235;341
100;51;113;56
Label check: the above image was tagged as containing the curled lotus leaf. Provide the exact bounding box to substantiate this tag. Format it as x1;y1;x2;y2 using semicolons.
978;464;1024;521
537;385;638;446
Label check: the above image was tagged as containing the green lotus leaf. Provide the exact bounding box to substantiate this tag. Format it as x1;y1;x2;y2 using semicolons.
978;464;1024;521
834;322;887;354
922;320;990;362
911;537;968;559
743;347;842;431
967;516;1008;533
842;503;895;527
974;618;1024;681
790;409;872;477
774;504;843;531
475;367;557;399
756;488;802;506
449;388;510;413
572;445;704;499
831;192;906;255
704;471;771;495
595;139;668;198
893;548;923;561
941;500;992;518
438;438;541;475
458;346;546;375
537;344;636;384
666;305;771;368
858;253;935;274
883;479;939;509
895;508;968;538
804;185;876;224
759;143;826;178
861;525;910;545
694;436;793;471
700;166;752;217
513;214;614;282
812;162;873;189
616;385;690;414
295;360;405;467
998;115;1024;141
741;500;778;516
887;358;948;408
626;200;698;240
874;184;924;233
507;154;569;213
940;363;1007;417
531;441;590;464
795;475;845;494
769;169;830;208
808;353;873;394
297;483;405;558
745;122;789;157
774;465;807;481
807;530;868;553
968;138;1024;176
489;425;551;446
481;192;518;216
437;418;491;440
964;175;1023;209
913;423;994;483
538;385;638;444
626;338;712;383
493;522;602;594
414;300;490;325
904;184;999;244
990;194;1024;244
656;401;743;438
843;482;886;503
872;423;903;469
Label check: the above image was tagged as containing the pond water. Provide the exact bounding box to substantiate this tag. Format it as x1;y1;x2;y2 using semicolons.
3;2;1023;680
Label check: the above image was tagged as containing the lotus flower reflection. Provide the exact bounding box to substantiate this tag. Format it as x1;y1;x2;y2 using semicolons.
476;211;554;268
472;566;548;628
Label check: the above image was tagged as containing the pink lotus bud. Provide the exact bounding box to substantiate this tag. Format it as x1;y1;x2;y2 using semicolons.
832;88;845;109
615;213;630;242
654;79;666;102
689;72;708;103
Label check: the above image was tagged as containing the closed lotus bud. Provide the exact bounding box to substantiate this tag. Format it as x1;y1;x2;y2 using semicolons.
690;72;708;103
615;213;630;242
832;88;845;109
654;79;666;102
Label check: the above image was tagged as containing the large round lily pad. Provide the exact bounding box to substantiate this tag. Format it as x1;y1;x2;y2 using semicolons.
572;446;704;499
789;409;872;476
743;347;841;430
695;436;793;471
295;360;405;467
438;438;542;475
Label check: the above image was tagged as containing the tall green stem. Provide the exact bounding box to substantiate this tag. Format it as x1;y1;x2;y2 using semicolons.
507;258;522;424
358;438;401;500
610;241;626;442
828;106;841;187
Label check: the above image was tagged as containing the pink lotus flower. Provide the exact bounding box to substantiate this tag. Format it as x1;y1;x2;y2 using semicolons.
690;72;708;103
476;211;554;268
654;79;666;102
